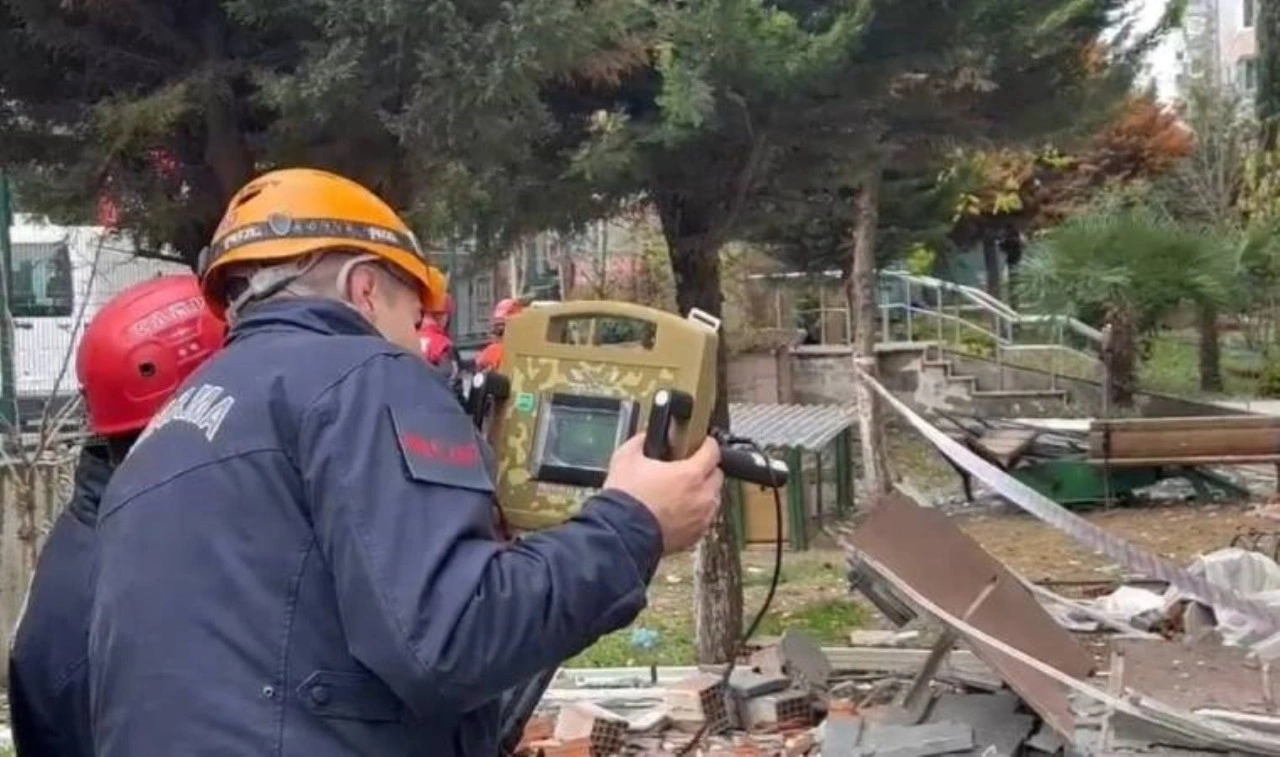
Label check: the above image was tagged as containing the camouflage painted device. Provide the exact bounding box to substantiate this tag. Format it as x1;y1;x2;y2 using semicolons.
479;300;720;531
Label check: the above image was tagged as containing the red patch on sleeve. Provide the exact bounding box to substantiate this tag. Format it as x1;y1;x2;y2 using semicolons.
401;432;480;467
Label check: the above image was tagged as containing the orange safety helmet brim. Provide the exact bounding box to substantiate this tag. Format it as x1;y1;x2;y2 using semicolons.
199;168;447;319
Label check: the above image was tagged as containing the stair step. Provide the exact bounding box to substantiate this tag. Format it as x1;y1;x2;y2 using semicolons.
971;389;1068;399
874;340;938;354
945;374;977;387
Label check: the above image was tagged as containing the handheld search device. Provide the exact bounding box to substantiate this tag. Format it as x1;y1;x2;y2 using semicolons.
470;300;791;757
465;300;789;531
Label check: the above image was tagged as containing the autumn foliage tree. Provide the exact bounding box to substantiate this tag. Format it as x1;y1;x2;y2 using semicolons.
951;94;1194;302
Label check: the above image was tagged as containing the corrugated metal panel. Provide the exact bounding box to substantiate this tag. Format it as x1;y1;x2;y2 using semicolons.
728;402;856;452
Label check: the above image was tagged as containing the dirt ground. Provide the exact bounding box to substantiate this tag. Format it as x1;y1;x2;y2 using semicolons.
572;498;1280;666
957;501;1280;583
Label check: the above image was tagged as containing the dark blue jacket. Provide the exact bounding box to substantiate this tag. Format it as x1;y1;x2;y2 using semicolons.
88;299;663;757
10;441;113;757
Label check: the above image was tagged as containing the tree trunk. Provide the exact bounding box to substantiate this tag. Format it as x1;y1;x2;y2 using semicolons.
1103;304;1138;409
199;18;253;200
1000;229;1022;309
850;171;891;501
982;235;1001;300
1259;0;1280;147
1198;302;1224;393
655;193;743;665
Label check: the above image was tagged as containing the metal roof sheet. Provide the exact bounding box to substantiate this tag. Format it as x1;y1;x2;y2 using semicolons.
728;402;856;452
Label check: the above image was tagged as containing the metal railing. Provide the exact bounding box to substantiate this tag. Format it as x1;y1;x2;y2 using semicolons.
877;270;1103;391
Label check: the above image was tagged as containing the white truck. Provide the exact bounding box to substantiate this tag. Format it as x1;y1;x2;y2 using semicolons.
8;217;190;426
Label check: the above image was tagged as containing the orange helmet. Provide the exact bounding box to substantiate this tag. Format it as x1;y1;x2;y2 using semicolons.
198;168;447;319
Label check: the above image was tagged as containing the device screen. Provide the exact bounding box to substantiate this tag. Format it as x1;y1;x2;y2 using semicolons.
531;393;637;487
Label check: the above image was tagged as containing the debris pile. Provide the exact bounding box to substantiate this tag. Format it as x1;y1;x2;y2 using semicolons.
520;493;1280;755
519;631;1049;756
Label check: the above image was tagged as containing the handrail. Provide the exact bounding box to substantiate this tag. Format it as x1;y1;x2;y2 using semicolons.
878;270;1103;348
877;269;1104;391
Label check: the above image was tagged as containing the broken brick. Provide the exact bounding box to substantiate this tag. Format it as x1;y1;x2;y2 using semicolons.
664;672;731;735
517;714;555;752
741;689;812;733
527;737;591;757
553;702;629;756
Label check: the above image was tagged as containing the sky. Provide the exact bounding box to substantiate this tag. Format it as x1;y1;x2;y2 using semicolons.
1138;0;1186;101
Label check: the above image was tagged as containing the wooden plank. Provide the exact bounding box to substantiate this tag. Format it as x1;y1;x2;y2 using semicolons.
1092;416;1280;432
1090;415;1280;462
849;493;1093;736
1086;454;1280;466
972;428;1038;468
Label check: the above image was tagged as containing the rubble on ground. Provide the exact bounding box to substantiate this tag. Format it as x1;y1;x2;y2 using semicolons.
520;496;1280;755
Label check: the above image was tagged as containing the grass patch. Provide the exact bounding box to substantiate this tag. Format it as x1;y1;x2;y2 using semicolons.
1139;332;1260;397
567;549;866;668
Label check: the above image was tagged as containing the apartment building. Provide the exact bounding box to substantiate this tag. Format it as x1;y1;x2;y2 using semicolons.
1166;0;1258;97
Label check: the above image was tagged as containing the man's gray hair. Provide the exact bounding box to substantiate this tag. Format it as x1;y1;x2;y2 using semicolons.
220;249;397;324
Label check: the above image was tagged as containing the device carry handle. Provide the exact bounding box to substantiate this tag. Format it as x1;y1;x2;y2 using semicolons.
644;389;694;461
527;300;711;354
719;447;790;488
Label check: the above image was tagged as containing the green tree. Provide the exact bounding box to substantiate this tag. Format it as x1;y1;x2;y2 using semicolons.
0;0;627;264
0;0;313;259
1158;69;1254;390
513;0;1170;659
1019;195;1233;406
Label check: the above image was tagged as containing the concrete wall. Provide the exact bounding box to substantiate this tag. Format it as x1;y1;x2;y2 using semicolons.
0;453;76;678
727;344;1245;419
943;351;1250;418
727;350;792;404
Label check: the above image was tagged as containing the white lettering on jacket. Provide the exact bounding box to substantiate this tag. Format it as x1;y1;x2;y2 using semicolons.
134;384;236;448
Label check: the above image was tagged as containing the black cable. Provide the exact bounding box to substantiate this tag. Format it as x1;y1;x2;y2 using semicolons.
676;436;785;756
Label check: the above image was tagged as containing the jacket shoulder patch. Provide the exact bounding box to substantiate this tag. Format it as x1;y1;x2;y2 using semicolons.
388;406;494;493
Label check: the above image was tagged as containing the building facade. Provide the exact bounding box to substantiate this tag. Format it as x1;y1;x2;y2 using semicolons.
1159;0;1258;100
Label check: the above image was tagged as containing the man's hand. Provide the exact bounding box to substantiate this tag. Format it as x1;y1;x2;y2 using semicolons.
603;434;724;555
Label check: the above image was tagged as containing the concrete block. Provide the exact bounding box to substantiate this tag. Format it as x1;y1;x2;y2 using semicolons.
855;721;975;757
924;692;1032;756
626;708;670;735
779;628;833;690
848;629;919;647
820;700;864;757
728;668;791;698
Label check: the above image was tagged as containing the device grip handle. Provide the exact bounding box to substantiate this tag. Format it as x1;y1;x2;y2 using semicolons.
719;447;789;488
644;389;693;461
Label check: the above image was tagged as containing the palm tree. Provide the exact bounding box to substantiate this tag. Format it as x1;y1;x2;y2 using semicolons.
1019;195;1233;407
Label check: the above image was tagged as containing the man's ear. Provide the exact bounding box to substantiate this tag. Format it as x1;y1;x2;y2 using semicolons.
345;265;379;311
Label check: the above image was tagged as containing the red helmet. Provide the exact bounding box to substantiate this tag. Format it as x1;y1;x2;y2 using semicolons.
492;298;523;325
76;274;226;437
418;319;454;366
